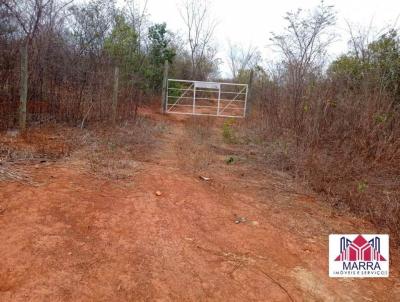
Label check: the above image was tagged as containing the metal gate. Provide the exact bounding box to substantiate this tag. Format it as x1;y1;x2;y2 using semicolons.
165;79;248;118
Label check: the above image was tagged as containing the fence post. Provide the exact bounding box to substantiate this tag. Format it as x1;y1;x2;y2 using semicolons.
193;86;196;114
112;66;119;123
161;60;169;113
246;69;254;117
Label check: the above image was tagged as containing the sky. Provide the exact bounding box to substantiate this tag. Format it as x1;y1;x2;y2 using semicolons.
126;0;400;76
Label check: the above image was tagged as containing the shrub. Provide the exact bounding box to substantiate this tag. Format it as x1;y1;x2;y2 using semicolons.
222;118;236;143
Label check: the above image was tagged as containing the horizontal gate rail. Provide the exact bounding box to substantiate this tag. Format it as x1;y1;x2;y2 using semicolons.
168;88;245;95
167;96;246;102
168;78;246;86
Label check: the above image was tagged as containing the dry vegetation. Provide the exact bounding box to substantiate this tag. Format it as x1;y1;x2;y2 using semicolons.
0;116;166;181
176;116;216;172
80;117;165;179
1;0;399;242
233;79;400;242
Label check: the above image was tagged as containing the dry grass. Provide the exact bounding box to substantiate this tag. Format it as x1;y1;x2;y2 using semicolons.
177;116;216;173
0;164;32;184
0;126;72;162
0;116;166;180
74;117;166;179
0;125;76;184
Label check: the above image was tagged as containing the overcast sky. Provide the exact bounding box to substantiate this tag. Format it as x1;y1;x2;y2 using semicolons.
126;0;400;76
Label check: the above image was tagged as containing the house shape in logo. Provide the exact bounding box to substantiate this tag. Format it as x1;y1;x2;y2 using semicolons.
335;235;386;261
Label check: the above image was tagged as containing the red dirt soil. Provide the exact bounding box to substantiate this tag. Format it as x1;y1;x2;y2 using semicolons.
0;109;399;301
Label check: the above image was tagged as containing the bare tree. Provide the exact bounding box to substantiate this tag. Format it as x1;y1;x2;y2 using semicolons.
346;21;373;62
179;0;217;79
68;0;115;57
124;0;148;53
345;19;394;62
2;0;67;130
227;41;260;80
270;0;336;127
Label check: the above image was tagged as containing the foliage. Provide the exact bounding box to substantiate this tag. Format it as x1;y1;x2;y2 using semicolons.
222;118;236;143
225;156;236;164
329;29;400;103
148;23;175;66
357;180;368;193
145;23;176;90
104;14;139;81
369;30;400;102
167;81;185;98
328;55;366;84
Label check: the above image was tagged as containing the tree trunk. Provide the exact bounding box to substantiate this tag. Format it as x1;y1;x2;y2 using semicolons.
111;66;119;123
19;43;28;131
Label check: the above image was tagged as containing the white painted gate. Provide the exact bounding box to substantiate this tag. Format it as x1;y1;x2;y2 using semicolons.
165;79;248;118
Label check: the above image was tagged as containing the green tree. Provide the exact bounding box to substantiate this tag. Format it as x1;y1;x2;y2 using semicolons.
368;30;400;102
104;14;139;80
146;23;175;90
329;29;400;103
328;55;369;88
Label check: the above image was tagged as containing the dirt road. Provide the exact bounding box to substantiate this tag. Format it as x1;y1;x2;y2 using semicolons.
0;110;399;301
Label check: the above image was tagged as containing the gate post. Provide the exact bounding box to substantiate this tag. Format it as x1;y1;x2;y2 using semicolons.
217;85;221;115
161;60;169;114
246;69;254;117
192;86;196;114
